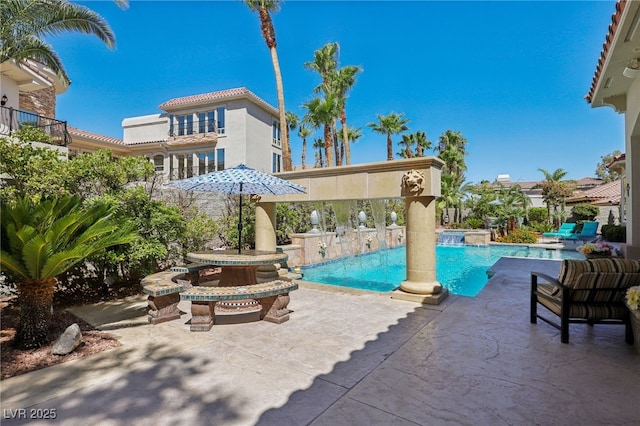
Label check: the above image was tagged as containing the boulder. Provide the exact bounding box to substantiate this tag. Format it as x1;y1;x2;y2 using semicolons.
51;323;82;355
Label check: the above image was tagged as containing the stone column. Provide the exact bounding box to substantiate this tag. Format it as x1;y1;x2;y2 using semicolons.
255;201;277;252
393;195;448;304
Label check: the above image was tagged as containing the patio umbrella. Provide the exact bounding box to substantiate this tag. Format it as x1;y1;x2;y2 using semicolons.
169;164;306;253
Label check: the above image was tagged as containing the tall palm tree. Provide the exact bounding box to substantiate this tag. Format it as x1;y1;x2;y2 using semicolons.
397;134;415;158
414;131;431;157
1;195;136;348
244;0;291;171
298;125;312;169
285;110;299;168
367;112;410;161
329;65;361;165
0;0;125;87
434;130;468;181
312;138;324;168
304;42;338;85
303;94;340;167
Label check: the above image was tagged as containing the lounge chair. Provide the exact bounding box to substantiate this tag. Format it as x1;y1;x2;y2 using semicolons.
531;258;640;343
542;222;576;240
561;221;599;241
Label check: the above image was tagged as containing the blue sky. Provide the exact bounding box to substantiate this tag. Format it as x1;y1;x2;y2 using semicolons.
55;1;623;184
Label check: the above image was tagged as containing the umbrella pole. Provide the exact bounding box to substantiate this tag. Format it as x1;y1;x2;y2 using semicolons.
238;186;243;254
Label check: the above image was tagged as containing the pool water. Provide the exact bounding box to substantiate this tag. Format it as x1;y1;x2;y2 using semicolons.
300;245;584;297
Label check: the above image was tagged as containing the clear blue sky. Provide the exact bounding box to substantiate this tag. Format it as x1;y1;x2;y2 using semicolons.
55;1;623;184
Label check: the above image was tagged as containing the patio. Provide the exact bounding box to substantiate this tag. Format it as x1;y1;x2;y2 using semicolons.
2;257;638;425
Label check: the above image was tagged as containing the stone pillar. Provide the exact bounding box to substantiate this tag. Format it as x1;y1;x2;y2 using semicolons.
393;195;448;304
255;201;277;252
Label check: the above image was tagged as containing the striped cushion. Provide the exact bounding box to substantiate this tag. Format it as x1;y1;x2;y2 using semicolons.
537;295;630;320
558;258;640;290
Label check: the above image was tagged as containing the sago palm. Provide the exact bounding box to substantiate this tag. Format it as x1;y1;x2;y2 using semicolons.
1;195;136;349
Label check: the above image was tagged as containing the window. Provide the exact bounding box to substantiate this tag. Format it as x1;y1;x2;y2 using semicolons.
207;152;215;172
186;115;193;135
198;113;206;134
216;148;225;171
272;153;281;173
187;154;194;177
175;154;185;179
153;155;164;172
198;152;206;175
272;121;281;147
216;107;225;134
177;116;186;136
207;111;215;133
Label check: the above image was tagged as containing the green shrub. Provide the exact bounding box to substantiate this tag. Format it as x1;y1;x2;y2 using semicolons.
528;222;554;233
571;204;599;221
601;224;626;242
11;125;54;143
464;218;484;229
528;207;548;224
496;229;538;244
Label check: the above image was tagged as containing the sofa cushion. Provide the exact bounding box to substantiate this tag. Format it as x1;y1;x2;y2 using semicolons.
558;258;640;289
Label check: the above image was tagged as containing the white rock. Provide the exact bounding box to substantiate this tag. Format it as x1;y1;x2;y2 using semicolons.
51;323;82;355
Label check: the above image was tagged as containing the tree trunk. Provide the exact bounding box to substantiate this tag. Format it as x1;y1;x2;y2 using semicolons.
269;46;291;171
15;278;57;349
301;138;307;169
341;110;351;165
324;123;334;167
332;121;341;166
387;134;393;161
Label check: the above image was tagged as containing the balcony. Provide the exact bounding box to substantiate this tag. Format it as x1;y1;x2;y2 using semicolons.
0;106;70;146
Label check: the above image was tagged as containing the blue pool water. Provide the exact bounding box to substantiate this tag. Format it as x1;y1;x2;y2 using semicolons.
300;245;585;297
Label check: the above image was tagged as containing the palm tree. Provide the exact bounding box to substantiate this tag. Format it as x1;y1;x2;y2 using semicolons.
244;0;291;171
367;113;410;161
304;42;338;84
0;0;125;87
397;134;415;158
305;43;361;166
537;168;572;227
329;65;361;165
1;195;136;348
434;130;468;181
303;94;340;167
414;131;431;157
298;125;312;169
312;138;324;168
286;111;299;168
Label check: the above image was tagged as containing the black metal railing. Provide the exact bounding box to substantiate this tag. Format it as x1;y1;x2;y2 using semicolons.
168;117;223;137
0;105;70;146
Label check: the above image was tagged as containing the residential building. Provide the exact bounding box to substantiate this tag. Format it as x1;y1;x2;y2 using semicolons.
121;88;284;179
1;67;284;178
586;0;640;259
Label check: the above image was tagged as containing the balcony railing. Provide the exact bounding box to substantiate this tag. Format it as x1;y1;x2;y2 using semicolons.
169;117;223;137
0;106;70;146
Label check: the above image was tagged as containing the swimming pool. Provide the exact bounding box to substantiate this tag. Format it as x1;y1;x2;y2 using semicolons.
300;245;585;297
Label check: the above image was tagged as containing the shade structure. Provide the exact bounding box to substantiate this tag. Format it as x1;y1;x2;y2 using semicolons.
169;164;307;253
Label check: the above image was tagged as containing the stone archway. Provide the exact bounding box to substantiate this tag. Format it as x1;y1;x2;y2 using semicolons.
256;157;448;305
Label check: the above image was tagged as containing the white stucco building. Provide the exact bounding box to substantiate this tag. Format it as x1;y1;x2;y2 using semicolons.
121;87;284;178
586;0;640;259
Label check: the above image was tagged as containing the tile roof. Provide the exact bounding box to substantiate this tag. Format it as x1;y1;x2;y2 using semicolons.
585;0;626;104
158;87;279;115
567;179;621;205
68;126;123;145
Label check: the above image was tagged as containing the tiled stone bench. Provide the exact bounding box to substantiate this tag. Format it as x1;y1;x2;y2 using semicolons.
180;280;299;331
141;271;188;324
170;263;217;285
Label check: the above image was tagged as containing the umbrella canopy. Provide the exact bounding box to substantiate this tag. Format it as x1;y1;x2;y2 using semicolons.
169;164;306;253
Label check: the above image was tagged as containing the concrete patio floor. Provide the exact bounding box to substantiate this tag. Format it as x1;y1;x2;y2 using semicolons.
2;258;639;425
